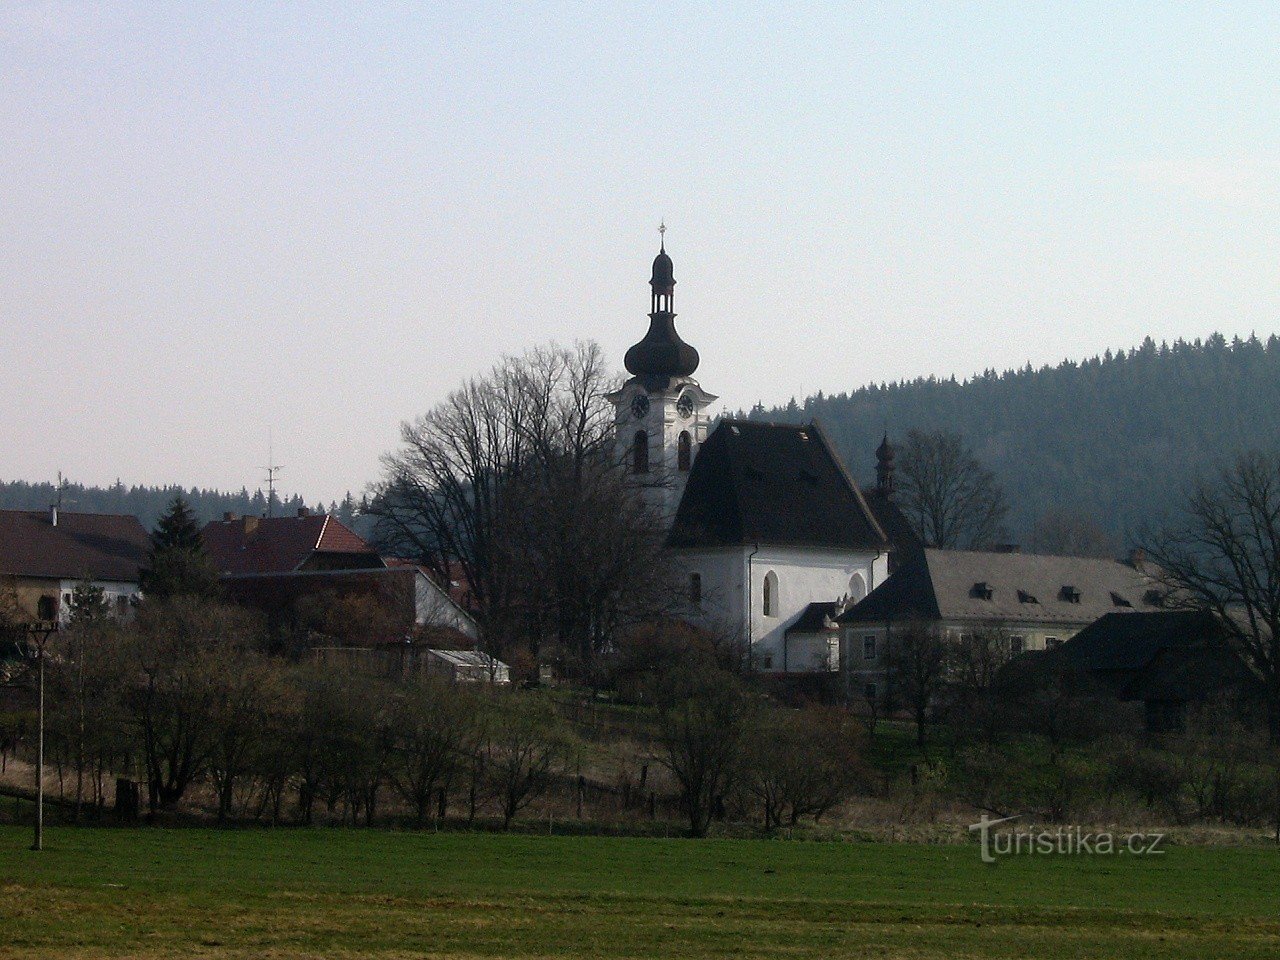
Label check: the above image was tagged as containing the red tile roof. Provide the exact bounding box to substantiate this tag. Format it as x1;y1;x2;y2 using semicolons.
0;510;149;583
201;514;382;576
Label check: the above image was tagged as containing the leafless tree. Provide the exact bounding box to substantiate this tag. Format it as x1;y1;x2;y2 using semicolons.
1140;452;1280;743
947;625;1016;744
369;341;675;678
390;676;478;825
1028;508;1118;558
123;599;264;812
483;691;574;829
883;620;950;748
653;667;752;837
896;429;1009;549
742;705;864;828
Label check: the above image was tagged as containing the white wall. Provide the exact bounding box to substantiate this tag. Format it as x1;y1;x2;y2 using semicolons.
676;545;885;672
55;579;141;623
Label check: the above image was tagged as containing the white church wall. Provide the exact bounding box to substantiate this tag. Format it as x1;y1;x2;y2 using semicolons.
746;547;883;672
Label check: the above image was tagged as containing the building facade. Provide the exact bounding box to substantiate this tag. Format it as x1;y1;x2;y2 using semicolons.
838;548;1163;702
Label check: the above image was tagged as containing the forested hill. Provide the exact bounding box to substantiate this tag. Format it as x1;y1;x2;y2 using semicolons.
746;333;1280;544
0;480;366;533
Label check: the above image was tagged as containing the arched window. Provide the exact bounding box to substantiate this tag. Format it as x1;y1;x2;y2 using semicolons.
689;573;702;606
762;570;778;617
633;430;649;474
677;431;692;471
848;572;867;603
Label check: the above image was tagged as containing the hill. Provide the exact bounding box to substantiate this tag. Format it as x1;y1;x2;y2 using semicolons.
746;333;1280;544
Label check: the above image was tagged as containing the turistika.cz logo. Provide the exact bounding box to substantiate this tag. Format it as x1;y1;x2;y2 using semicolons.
968;814;1166;864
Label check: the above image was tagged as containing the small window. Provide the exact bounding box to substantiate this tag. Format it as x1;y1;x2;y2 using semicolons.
863;635;877;660
37;595;57;621
1110;591;1132;608
689;573;702;606
762;571;778;617
849;572;867;603
864;682;877;701
1060;585;1081;603
677;431;692;471
1045;636;1060;650
971;582;994;600
1017;590;1038;604
1009;635;1025;655
632;430;649;474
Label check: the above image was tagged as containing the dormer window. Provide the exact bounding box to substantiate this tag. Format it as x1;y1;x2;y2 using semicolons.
1017;590;1038;604
971;581;994;600
1110;591;1133;608
1060;585;1081;603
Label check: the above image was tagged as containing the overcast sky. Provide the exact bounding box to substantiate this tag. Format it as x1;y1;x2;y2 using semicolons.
3;3;1279;504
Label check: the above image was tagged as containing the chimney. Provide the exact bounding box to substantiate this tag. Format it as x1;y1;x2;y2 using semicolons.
242;516;259;537
49;505;58;527
297;507;310;518
223;511;238;523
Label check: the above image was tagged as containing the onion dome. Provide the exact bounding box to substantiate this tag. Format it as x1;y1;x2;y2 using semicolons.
624;239;699;378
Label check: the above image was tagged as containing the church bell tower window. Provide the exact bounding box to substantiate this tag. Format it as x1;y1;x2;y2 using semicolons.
678;431;692;471
633;430;649;474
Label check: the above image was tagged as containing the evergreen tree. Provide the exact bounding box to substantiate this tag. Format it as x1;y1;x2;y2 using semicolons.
142;497;221;602
68;581;111;626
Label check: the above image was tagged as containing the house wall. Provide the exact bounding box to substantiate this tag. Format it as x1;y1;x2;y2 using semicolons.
413;571;479;640
677;546;886;671
3;576;139;623
841;617;1095;702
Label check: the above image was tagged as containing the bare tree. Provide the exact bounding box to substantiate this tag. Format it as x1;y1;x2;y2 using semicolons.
483;692;574;829
883;620;950;749
896;430;1009;549
124;599;264;812
1141;452;1280;743
390;676;477;825
742;705;864;828
1029;508;1118;558
653;666;752;837
947;625;1016;744
369;341;675;678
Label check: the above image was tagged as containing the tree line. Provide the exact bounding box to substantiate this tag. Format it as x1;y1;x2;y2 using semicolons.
749;333;1280;544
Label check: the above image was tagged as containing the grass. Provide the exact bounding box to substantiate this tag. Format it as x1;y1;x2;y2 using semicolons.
2;826;1278;958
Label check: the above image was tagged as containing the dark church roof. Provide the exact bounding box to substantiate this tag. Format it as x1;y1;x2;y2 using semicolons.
668;420;890;551
785;601;845;635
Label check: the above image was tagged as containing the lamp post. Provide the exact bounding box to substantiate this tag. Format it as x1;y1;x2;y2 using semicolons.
24;620;58;851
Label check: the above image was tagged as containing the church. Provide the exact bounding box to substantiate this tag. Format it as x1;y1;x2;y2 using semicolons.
608;238;917;673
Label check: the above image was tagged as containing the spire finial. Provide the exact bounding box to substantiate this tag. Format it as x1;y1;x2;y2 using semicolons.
658;220;666;252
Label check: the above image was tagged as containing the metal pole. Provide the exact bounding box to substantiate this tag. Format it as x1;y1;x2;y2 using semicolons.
33;645;43;851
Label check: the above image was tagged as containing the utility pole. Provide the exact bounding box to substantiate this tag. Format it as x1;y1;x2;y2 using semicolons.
25;620;58;851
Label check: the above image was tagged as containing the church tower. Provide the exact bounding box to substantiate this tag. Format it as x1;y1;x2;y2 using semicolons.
606;229;717;523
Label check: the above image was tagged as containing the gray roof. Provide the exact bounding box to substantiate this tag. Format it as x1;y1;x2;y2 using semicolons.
840;548;1161;627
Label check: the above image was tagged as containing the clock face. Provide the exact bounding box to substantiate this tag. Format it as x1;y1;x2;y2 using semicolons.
630;392;650;419
676;393;695;419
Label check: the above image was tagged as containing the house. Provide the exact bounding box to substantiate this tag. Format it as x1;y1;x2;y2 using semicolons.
0;508;149;623
202;510;479;644
838;548;1162;703
608;240;920;673
1057;610;1263;734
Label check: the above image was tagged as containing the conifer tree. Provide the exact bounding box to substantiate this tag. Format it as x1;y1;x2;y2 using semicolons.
142;496;221;602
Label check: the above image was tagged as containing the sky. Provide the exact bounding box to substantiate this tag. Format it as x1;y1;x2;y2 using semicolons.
3;2;1280;505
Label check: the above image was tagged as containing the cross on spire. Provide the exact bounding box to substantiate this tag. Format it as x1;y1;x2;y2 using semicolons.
658;220;666;251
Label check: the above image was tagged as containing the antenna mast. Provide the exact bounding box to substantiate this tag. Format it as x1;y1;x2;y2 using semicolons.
262;433;283;519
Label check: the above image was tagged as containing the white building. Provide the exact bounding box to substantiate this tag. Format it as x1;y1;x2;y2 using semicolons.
609;240;913;672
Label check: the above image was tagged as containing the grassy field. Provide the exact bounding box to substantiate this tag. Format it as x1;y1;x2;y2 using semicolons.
2;826;1278;959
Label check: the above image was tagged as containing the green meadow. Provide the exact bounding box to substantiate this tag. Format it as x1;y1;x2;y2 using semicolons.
2;826;1278;958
